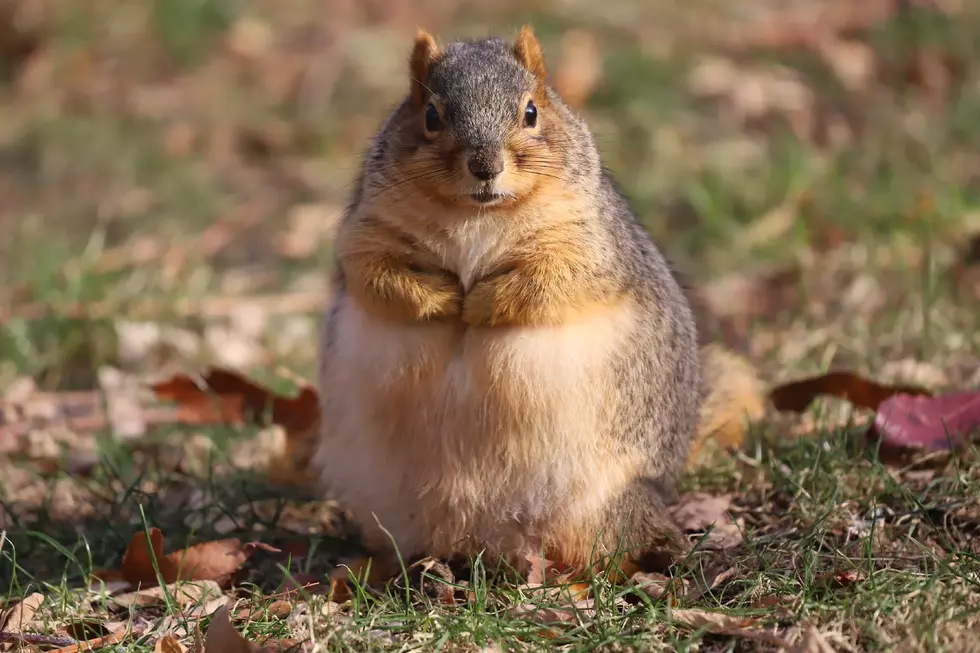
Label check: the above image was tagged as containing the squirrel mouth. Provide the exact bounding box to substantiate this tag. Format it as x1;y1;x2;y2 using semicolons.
469;188;506;205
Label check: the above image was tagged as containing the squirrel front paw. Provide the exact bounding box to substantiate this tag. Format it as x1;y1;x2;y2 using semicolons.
406;266;464;321
463;268;550;327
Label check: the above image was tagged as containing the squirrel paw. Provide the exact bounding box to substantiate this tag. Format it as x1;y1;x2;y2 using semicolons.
463;268;554;327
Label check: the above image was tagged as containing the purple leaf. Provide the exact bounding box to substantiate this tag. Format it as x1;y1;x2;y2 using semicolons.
873;391;980;451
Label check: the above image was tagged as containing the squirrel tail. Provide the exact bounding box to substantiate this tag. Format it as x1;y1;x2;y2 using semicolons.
688;344;767;467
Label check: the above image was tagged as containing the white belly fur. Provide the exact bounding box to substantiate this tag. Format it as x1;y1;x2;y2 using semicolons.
315;293;640;560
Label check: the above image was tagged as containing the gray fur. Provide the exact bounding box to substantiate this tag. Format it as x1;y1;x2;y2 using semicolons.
328;33;702;564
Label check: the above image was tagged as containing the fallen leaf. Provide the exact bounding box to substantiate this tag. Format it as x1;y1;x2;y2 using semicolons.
99;528;267;589
669;493;744;550
45;626;133;653
152;370;319;485
524;554;577;586
769;371;931;414
408;557;457;605
670;609;789;646
630;572;678;600
165;538;251;584
327;576;353;604
873;391;980;453
121;528;166;585
110;580;224;610
814;569;865;590
508;598;596;625
203;605;263;653
792;625;838;652
155;634;188;653
1;592;44;633
152;369;318;435
686;565;739;602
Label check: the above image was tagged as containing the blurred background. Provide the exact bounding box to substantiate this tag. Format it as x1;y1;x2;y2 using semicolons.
2;0;980;393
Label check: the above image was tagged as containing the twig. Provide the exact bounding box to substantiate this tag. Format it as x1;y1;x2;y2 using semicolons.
0;632;79;647
48;627;133;652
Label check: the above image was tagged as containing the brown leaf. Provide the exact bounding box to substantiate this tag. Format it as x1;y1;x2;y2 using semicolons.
524;554;577;586
410;557;457;605
152;369;319;436
508;598;596;625
121;528;166;585
155;634;188;653
769;371;931;414
106;528;266;589
110;580;225;610
670;609;789;646
46;626;133;653
203;605;263;653
1;592;44;633
327;577;353;604
814;569;865;590
686;565;739;602
630;572;678;600
669;493;743;550
165;538;250;584
791;625;838;653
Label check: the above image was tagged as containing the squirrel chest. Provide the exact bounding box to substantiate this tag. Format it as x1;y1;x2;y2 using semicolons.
315;220;641;559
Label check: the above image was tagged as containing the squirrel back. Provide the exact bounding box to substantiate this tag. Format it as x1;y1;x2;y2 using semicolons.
313;26;763;575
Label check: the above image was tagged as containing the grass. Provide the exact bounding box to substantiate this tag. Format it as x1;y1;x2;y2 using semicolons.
2;0;980;651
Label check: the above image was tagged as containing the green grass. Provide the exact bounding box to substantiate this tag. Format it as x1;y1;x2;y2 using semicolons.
3;0;980;651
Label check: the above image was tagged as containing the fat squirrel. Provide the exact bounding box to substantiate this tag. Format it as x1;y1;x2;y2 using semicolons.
313;27;764;575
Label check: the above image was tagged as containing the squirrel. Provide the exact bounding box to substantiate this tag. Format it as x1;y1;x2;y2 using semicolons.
313;26;764;577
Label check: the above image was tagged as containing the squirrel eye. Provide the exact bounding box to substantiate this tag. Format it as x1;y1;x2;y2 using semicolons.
424;103;442;133
523;100;537;128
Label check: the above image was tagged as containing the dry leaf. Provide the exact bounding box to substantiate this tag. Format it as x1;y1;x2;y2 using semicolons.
814;569;865;590
686;565;739;602
98;527;268;589
873;391;980;453
769;371;931;414
165;538;251;584
630;572;678;600
110;580;224;610
1;592;44;633
670;609;789;646
151;369;319;439
155;634;188;653
792;625;838;652
524;554;577;586
46;626;132;653
508;598;596;625
120;528;166;585
669;493;744;550
203;605;263;653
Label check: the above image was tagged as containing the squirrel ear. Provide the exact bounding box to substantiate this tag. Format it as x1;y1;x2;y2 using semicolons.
513;25;546;81
410;30;440;107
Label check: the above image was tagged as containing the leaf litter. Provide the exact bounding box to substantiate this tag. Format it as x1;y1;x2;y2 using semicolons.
769;370;980;455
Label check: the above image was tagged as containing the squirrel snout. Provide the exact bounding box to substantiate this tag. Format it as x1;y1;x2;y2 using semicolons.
467;152;504;181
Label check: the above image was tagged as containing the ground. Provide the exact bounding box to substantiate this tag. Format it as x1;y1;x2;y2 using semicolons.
2;0;980;651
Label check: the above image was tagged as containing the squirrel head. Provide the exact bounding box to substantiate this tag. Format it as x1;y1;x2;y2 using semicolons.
378;26;571;212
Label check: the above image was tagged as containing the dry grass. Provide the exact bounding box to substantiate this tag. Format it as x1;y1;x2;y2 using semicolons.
2;0;980;651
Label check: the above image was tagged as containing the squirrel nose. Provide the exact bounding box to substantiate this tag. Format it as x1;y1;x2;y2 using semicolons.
467;153;503;181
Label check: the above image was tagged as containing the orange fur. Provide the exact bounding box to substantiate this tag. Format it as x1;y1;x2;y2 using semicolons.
410;30;440;107
336;220;462;323
514;25;547;82
314;27;760;579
